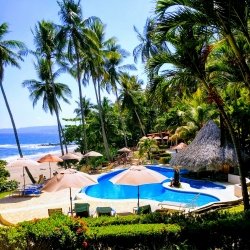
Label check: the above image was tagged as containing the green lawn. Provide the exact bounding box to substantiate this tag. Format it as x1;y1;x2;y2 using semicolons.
0;191;12;199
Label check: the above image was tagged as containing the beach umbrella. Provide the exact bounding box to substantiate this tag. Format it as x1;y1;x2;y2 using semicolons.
118;147;131;153
110;165;167;210
153;136;161;140
83;151;103;157
7;158;40;190
60;152;81;161
37;154;63;179
42;169;97;215
117;147;132;165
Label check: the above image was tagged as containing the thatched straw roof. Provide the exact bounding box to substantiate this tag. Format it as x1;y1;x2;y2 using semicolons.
169;120;238;172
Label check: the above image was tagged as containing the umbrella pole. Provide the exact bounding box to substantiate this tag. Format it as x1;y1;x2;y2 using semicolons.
23;166;26;195
137;185;140;211
49;162;51;179
70;187;73;216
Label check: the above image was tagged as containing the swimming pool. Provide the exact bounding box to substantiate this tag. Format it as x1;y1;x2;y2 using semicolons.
82;166;222;207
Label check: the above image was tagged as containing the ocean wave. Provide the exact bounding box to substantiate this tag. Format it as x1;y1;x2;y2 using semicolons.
0;144;56;149
2;145;78;162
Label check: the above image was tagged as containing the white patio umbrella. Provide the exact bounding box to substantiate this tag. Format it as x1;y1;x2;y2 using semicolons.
42;169;97;215
83;151;103;157
118;147;131;153
60;152;81;161
110;165;167;210
7;158;40;190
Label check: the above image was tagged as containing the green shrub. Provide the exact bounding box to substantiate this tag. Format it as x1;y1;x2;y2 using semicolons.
86;223;181;249
0;161;18;192
159;155;172;164
0;214;88;250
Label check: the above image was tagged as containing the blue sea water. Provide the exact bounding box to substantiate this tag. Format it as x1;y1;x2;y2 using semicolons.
0;132;76;161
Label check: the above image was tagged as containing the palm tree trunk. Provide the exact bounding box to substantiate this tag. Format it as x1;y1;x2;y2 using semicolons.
59;122;68;154
93;78;111;161
134;108;146;136
47;59;64;156
0;81;23;158
115;89;128;147
202;79;250;210
75;44;88;153
53;98;64;156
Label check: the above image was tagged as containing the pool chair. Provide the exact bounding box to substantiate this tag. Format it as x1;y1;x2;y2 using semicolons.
73;203;90;217
48;208;63;217
95;206;114;217
22;187;41;196
135;205;152;215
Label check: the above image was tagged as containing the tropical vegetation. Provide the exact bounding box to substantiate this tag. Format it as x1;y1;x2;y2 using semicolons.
1;0;250;210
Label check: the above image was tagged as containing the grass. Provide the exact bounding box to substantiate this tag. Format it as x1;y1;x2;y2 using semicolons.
0;191;12;199
222;204;244;213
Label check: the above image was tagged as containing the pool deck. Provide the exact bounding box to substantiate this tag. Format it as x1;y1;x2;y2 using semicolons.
0;173;240;225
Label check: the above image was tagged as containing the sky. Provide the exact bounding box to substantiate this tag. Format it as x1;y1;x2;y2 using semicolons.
0;0;155;129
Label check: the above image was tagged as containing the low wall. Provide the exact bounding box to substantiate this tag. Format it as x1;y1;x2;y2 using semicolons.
230;174;250;198
234;184;242;198
228;174;241;184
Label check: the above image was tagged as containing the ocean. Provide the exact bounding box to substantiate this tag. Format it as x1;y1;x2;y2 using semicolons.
0;130;76;161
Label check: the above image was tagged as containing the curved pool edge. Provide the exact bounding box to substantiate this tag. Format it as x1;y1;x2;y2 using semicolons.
162;182;221;201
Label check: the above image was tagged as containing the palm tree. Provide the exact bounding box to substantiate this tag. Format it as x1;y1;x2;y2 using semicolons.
83;19;114;160
104;40;136;147
57;0;97;153
133;18;159;64
137;137;158;161
155;0;250;90
119;72;146;136
22;58;72;142
0;23;25;158
74;96;93;119
148;20;250;209
32;20;67;155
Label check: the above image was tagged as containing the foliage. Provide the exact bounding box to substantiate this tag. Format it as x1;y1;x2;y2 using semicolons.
87;223;180;249
2;210;250;249
0;214;87;250
137;137;159;160
0;160;18;192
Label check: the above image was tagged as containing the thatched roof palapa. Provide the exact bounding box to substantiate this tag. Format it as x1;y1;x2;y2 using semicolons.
169;120;238;172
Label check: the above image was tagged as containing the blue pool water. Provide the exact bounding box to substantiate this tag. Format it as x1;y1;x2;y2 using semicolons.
83;166;223;207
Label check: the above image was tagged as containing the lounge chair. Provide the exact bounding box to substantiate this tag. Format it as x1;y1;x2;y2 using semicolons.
136;205;152;215
48;208;63;216
23;186;41;196
95;206;113;217
74;203;90;217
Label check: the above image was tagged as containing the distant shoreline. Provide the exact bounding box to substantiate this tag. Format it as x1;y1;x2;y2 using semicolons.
0;125;58;134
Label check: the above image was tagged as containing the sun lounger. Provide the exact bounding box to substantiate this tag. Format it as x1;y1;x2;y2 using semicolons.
74;203;90;217
95;206;113;217
134;205;152;215
23;187;41;196
48;208;63;216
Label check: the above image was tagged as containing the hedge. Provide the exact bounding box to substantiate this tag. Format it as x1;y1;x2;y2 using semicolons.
1;210;250;249
0;214;87;250
86;223;181;249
